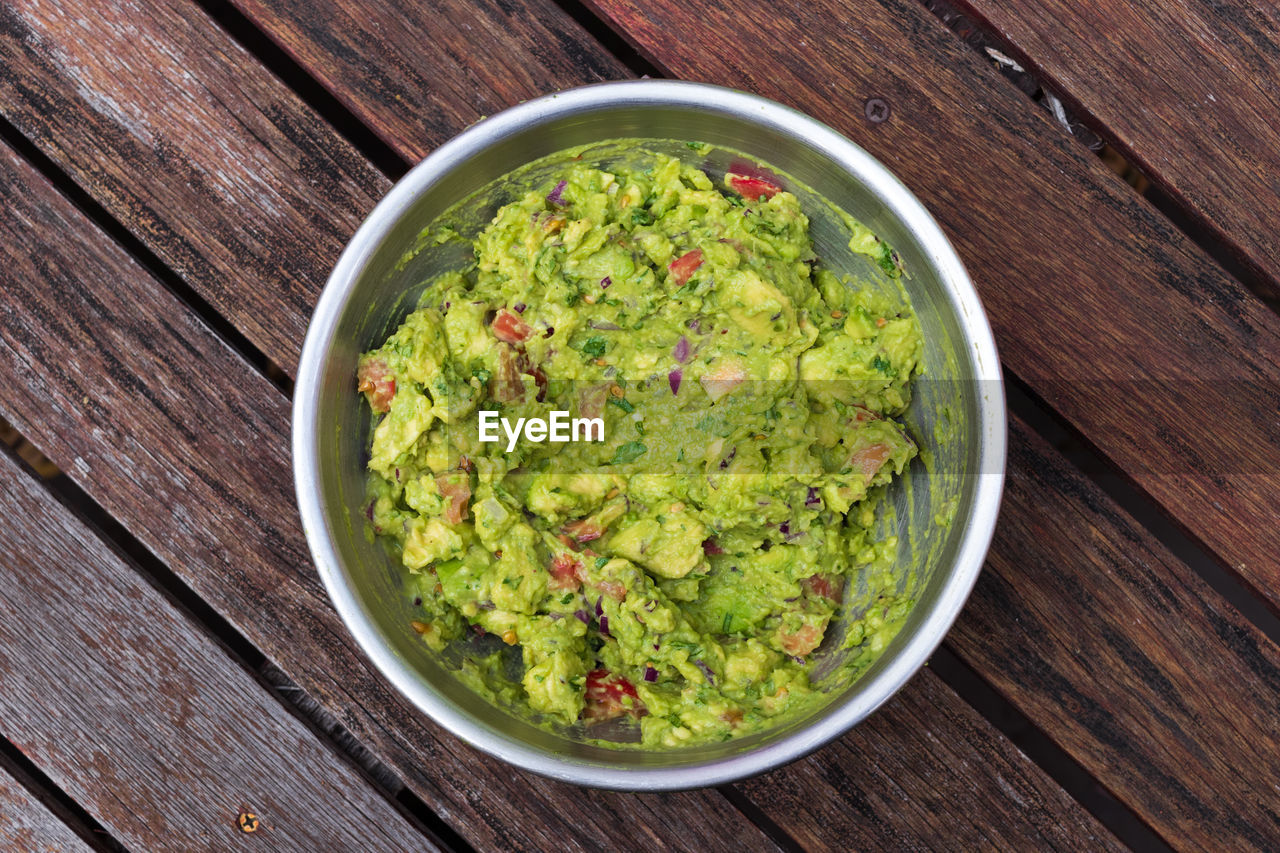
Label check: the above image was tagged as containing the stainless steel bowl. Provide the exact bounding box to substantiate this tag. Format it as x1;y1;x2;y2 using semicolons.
293;80;1006;789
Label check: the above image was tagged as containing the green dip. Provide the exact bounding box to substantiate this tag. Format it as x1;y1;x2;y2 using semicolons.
358;147;923;748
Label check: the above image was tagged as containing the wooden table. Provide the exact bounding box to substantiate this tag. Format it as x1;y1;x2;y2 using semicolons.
0;0;1276;848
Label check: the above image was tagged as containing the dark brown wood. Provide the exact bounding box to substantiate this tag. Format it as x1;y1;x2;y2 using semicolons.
0;99;1118;851
947;0;1280;295
742;672;1125;851
4;0;1277;843
228;0;629;161
0;769;94;852
954;418;1280;849
585;0;1280;615
0;123;779;853
0;0;626;375
750;418;1280;851
0;0;387;373
0;453;435;848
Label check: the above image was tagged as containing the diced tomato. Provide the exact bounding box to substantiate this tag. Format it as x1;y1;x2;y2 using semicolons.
851;442;892;482
668;249;704;286
778;623;823;656
727;173;782;200
548;553;585;591
800;573;843;604
356;357;396;413
594;579;627;601
582;668;644;722
491;308;533;343
563;518;603;543
435;474;471;525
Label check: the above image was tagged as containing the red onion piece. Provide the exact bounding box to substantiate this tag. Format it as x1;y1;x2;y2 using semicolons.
668;369;682;395
694;660;716;685
546;179;567;207
643;666;658;682
673;335;690;363
600;276;611;289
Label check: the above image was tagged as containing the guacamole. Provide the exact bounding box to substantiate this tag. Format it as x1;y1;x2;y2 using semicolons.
358;148;923;748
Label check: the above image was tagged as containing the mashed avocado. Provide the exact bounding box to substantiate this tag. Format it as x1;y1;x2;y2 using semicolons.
358;148;923;748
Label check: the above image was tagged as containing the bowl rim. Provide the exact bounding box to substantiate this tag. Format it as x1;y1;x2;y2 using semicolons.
293;78;1007;790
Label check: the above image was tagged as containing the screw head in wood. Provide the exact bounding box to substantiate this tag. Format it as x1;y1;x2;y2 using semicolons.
864;97;891;124
237;812;259;833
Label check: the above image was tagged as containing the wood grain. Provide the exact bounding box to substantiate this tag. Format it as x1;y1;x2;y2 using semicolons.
0;101;1117;851
948;0;1280;294
0;458;436;848
4;0;1276;843
586;0;1280;613
227;0;629;161
954;418;1280;849
0;116;778;853
0;0;386;373
741;672;1124;851
0;769;94;853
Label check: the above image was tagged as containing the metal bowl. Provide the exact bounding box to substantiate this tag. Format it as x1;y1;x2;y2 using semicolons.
293;80;1005;789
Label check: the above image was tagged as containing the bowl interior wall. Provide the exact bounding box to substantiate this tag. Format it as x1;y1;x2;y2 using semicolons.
311;101;986;766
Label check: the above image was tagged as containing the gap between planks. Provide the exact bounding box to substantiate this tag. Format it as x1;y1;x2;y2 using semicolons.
0;111;294;399
928;0;1280;310
27;455;473;853
0;12;1100;851
0;4;1208;845
0;727;123;852
0;0;1259;845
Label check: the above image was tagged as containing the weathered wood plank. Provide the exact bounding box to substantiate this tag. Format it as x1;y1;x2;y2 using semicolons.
227;0;629;161
0;0;385;373
949;417;1280;850
742;672;1124;851
739;418;1280;851
6;0;1275;843
0;98;1117;852
0;0;625;375
585;0;1280;612
948;0;1280;293
0;105;780;853
0;455;436;848
0;768;95;853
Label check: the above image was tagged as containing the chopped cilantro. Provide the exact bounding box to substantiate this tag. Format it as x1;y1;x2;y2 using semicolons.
878;243;898;275
608;397;635;414
581;336;607;358
871;355;897;376
610;441;648;465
